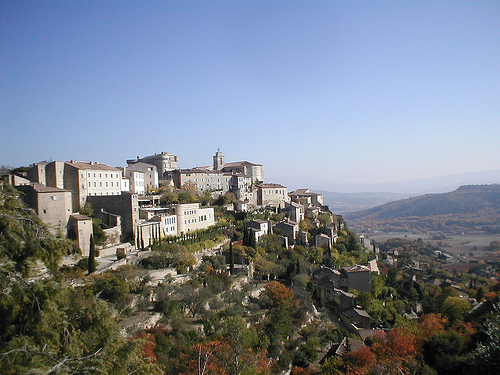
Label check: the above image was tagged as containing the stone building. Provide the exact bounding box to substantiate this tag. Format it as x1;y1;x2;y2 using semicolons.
87;192;139;240
137;212;178;248
27;161;122;212
213;149;264;183
256;183;289;208
136;203;215;248
127;152;178;180
15;182;72;236
282;201;305;223
274;220;299;246
123;168;145;195
246;219;270;242
125;161;159;192
169;150;259;201
289;188;324;207
68;214;93;256
315;233;333;249
313;264;371;294
340;265;371;293
170;168;235;193
170;203;215;234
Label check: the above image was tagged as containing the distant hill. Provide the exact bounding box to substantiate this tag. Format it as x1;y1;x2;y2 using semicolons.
345;184;500;233
318;191;412;214
280;169;500;194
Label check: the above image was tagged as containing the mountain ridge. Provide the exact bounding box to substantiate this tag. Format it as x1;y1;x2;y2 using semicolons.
344;184;500;233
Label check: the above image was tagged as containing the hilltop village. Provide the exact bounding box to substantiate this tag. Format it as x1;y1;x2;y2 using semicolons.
2;150;499;375
8;150;339;256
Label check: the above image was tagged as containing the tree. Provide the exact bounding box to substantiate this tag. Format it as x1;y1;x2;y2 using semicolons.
0;183;70;275
91;271;130;304
180;340;229;375
467;303;500;375
440;296;471;322
318;213;333;227
421;331;468;375
343;346;376;375
88;234;96;274
79;201;94;217
0;184;162;374
229;241;235;275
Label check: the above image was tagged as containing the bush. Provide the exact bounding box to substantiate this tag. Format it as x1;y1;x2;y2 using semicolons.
139;252;171;270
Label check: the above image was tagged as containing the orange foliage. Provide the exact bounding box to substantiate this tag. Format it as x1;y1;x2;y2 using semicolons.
291;367;314;375
416;313;448;342
451;320;475;337
136;331;158;363
180;340;230;375
263;281;300;310
344;347;376;375
484;291;498;300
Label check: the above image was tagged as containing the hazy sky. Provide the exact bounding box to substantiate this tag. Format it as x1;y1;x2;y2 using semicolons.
2;1;499;190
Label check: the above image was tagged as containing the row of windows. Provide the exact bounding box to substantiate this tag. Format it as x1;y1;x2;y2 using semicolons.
264;190;286;195
164;217;176;225
87;172;120;178
184;209;197;215
88;181;118;187
87;192;120;196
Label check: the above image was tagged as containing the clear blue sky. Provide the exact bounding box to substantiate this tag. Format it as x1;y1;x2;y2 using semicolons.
2;1;499;190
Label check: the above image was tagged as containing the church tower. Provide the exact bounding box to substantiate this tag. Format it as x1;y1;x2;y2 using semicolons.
213;149;225;170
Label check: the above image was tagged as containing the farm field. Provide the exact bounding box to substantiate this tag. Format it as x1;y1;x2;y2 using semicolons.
365;232;500;263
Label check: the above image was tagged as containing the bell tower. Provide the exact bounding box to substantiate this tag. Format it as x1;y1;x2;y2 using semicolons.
213;149;225;170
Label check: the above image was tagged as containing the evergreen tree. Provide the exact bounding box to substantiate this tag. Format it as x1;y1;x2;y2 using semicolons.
88;234;96;274
229;240;235;275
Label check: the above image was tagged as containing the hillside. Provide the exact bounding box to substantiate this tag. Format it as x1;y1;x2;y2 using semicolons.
346;184;500;233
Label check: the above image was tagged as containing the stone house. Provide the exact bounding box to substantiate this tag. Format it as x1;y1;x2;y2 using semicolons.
246;219;269;243
340;308;371;329
15;182;72;236
28;161;122;212
168;203;215;234
256;183;290;209
282;201;304;223
340;265;371;293
315;233;333;249
274;220;299;247
125;161;159;192
289;188;324;207
88;192;139;240
127;152;178;180
123;168;145;195
68;214;93;256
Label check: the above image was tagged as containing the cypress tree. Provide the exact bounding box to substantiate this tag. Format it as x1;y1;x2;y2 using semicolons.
229;241;234;275
88;234;96;274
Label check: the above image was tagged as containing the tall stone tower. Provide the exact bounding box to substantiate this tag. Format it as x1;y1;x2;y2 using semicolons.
213;149;225;170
